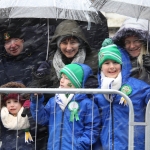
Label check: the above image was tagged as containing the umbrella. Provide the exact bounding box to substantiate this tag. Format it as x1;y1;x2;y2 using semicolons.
0;0;101;24
0;0;109;60
91;0;150;20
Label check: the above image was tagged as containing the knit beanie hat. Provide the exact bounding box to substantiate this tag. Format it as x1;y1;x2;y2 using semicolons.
98;38;122;68
0;82;29;106
60;64;84;88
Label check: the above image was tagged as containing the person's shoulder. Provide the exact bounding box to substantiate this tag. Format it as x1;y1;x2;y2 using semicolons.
127;77;150;88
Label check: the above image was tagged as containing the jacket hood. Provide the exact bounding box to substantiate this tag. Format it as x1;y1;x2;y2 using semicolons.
50;20;91;52
75;63;93;88
113;18;150;48
97;47;131;86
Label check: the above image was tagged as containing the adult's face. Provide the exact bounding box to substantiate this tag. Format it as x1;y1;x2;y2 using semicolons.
124;36;143;57
59;38;80;58
4;38;24;56
101;60;121;78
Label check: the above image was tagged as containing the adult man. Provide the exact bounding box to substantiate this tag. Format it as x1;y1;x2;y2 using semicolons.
0;24;47;87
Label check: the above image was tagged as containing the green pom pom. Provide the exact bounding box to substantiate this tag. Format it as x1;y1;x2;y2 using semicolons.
102;38;114;47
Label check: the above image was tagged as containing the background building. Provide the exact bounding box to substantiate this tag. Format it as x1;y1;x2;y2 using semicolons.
102;13;127;37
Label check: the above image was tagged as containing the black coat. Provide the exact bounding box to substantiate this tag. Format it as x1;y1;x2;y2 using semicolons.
0;40;47;87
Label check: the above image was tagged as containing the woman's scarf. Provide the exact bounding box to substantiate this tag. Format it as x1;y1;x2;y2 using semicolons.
1;107;30;130
53;48;86;78
101;72;122;102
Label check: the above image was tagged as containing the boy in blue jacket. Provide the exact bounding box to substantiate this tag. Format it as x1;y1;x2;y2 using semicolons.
30;63;100;150
94;38;150;150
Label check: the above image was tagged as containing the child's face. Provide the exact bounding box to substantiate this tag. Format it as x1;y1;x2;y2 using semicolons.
101;60;121;78
6;98;22;116
60;74;75;88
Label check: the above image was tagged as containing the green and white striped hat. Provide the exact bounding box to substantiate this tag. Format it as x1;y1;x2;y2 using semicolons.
98;44;122;68
60;64;83;88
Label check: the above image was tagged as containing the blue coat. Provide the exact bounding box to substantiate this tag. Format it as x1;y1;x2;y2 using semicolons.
30;64;100;150
94;48;150;150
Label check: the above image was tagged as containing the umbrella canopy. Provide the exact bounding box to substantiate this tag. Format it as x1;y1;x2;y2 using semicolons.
0;0;109;60
91;0;150;20
0;0;101;24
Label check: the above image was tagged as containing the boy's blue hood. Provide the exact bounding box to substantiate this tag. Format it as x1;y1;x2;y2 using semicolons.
119;47;131;83
74;63;93;88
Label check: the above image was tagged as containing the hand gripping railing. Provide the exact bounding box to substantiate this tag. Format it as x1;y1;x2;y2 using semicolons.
0;88;148;150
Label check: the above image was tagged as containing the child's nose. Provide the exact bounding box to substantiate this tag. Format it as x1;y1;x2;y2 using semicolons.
109;63;115;68
60;78;64;83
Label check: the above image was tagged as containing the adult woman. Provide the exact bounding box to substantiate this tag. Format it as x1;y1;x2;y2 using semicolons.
32;19;98;88
113;18;150;84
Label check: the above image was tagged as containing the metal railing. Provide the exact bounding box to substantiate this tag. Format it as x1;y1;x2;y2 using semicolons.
0;88;149;150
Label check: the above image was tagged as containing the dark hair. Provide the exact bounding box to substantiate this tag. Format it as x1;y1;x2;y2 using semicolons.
0;82;29;107
60;36;80;43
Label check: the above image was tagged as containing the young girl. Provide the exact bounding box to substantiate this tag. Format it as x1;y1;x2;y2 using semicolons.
30;63;100;150
0;82;34;150
94;39;150;150
0;82;48;150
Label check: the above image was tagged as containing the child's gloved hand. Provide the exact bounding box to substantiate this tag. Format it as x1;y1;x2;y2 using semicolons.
30;93;43;103
23;100;30;108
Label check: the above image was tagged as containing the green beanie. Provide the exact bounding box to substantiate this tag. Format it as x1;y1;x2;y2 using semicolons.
60;64;84;88
98;38;122;68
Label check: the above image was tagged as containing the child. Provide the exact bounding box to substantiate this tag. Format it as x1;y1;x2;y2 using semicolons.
94;39;150;150
0;82;34;150
30;63;100;150
0;81;48;150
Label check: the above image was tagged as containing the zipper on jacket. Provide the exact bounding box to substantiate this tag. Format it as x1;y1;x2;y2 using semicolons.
59;111;65;150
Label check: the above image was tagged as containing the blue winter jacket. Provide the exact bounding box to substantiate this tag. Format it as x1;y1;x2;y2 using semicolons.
30;63;100;150
94;48;150;150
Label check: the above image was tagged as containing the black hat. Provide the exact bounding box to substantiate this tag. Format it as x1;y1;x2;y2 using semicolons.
0;23;24;43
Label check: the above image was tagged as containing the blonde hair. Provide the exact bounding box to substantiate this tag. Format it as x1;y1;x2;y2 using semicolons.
137;44;148;69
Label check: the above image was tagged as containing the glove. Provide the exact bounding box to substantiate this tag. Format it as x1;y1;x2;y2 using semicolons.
84;75;98;88
30;93;43;103
143;54;150;72
36;60;51;77
21;100;30;117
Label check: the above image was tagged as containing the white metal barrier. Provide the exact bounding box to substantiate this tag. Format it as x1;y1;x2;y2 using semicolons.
0;88;149;150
